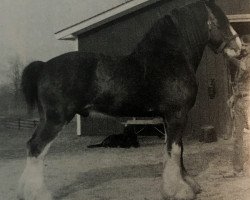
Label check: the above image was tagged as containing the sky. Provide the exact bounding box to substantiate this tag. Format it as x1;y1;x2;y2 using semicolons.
0;0;127;84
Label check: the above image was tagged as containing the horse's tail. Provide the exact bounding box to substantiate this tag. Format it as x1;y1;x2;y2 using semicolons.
87;143;104;148
21;61;44;111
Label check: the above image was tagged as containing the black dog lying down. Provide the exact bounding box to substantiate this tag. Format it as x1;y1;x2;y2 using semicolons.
87;133;140;148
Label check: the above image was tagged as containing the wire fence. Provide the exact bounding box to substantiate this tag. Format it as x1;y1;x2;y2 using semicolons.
0;117;39;130
0;116;76;132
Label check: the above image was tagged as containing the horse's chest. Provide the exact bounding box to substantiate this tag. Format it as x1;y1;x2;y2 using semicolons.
161;78;196;104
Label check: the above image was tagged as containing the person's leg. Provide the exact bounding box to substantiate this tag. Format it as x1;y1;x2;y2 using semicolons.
233;98;246;172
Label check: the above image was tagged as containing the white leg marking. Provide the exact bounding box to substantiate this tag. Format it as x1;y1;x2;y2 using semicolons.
183;175;201;194
162;143;195;200
39;143;52;160
17;143;52;200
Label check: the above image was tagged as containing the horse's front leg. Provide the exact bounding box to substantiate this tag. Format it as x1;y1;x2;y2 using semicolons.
17;116;64;200
180;140;201;195
161;110;199;200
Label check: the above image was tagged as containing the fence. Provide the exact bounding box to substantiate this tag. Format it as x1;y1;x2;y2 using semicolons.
0;116;76;132
0;117;39;130
0;116;166;136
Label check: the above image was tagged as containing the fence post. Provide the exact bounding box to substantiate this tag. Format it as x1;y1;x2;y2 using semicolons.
18;118;21;130
76;114;81;136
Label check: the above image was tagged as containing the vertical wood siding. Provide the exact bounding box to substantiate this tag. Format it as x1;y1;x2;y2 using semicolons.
217;0;250;15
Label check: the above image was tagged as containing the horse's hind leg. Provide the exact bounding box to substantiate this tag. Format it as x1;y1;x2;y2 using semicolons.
17;108;66;200
161;109;197;200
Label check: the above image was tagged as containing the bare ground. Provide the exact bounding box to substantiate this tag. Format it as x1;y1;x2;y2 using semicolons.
0;127;250;200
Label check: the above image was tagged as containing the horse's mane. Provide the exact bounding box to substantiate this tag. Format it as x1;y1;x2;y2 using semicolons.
171;1;209;66
132;13;182;59
132;1;210;68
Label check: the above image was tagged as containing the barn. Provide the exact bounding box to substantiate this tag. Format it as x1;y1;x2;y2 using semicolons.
55;0;250;140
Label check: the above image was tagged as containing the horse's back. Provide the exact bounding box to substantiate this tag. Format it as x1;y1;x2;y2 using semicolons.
38;52;99;116
44;51;98;75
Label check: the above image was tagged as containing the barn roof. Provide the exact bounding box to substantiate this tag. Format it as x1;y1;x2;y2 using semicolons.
54;0;250;40
54;0;167;40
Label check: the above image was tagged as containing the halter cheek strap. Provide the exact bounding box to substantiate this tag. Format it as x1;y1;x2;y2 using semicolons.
207;19;239;54
215;34;239;54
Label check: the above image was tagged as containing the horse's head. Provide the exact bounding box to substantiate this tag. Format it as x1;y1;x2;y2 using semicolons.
205;0;248;59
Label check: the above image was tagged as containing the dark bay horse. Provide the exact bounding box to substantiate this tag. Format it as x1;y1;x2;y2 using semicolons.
18;1;246;200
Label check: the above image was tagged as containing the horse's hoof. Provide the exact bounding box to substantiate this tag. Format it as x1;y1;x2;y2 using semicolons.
17;178;25;200
184;175;202;194
174;183;195;200
161;180;196;200
17;188;52;200
17;195;24;200
17;176;52;200
17;185;52;200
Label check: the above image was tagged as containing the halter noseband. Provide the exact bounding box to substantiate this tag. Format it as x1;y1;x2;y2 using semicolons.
215;34;239;54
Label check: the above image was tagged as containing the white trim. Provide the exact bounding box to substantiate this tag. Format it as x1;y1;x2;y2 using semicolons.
75;37;79;51
75;37;82;136
55;0;162;40
228;14;250;23
121;117;164;125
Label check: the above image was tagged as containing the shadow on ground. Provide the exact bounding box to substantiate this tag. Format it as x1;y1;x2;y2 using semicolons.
54;147;216;199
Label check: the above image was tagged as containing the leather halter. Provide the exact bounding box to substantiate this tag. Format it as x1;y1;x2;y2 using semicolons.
215;34;239;54
206;9;239;54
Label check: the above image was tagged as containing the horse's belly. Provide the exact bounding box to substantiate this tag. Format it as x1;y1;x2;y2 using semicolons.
91;90;159;117
91;75;197;117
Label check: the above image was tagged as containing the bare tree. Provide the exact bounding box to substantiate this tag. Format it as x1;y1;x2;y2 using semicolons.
7;55;24;115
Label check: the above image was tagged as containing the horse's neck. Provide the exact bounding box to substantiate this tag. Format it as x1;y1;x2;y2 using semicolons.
172;2;210;71
179;27;208;71
132;1;210;72
131;15;185;62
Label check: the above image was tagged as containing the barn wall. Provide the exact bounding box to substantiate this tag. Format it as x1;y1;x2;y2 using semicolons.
186;48;231;139
78;0;233;137
78;0;198;56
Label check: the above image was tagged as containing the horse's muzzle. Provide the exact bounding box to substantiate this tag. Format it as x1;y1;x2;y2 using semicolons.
235;49;248;60
240;49;248;58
